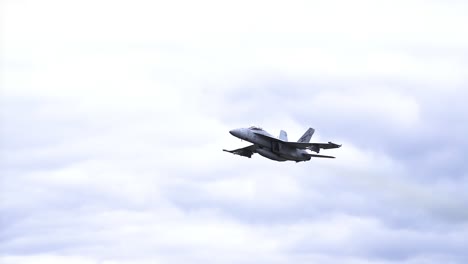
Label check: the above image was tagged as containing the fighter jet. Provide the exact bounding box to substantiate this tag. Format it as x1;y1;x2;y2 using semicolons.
223;126;341;162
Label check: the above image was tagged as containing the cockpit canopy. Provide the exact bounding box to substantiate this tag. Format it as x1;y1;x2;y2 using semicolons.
248;126;263;131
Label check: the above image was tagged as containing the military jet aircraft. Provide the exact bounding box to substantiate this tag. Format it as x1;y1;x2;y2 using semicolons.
223;126;341;162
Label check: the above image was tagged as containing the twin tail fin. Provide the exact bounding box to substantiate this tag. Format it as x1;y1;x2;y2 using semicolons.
298;128;315;143
279;130;288;141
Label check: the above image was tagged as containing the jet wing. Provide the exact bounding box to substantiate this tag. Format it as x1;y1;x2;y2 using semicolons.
223;145;257;158
253;132;341;150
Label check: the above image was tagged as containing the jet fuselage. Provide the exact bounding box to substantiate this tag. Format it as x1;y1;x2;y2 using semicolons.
229;128;311;162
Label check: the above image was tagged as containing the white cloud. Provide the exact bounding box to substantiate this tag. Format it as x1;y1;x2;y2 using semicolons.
2;0;468;263
3;0;468;97
311;90;421;128
1;255;98;264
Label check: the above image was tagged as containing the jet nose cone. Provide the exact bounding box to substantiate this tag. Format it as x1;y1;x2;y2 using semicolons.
229;129;237;136
229;128;242;138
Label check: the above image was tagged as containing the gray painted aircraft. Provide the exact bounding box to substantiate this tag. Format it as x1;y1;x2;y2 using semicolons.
223;126;341;162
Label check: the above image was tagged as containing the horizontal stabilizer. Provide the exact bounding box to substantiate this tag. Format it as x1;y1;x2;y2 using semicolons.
311;142;342;149
305;153;336;159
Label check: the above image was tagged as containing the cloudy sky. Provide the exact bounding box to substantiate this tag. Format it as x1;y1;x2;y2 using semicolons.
1;0;468;263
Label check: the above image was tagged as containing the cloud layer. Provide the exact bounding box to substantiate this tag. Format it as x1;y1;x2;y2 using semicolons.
1;0;468;263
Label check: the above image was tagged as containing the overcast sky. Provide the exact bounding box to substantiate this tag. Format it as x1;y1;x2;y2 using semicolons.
1;0;468;263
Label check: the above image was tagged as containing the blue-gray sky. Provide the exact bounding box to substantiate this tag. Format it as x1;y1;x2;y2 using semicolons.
1;0;468;263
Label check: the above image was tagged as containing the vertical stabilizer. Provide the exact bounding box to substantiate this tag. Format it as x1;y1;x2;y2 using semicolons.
298;128;315;143
279;130;288;141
